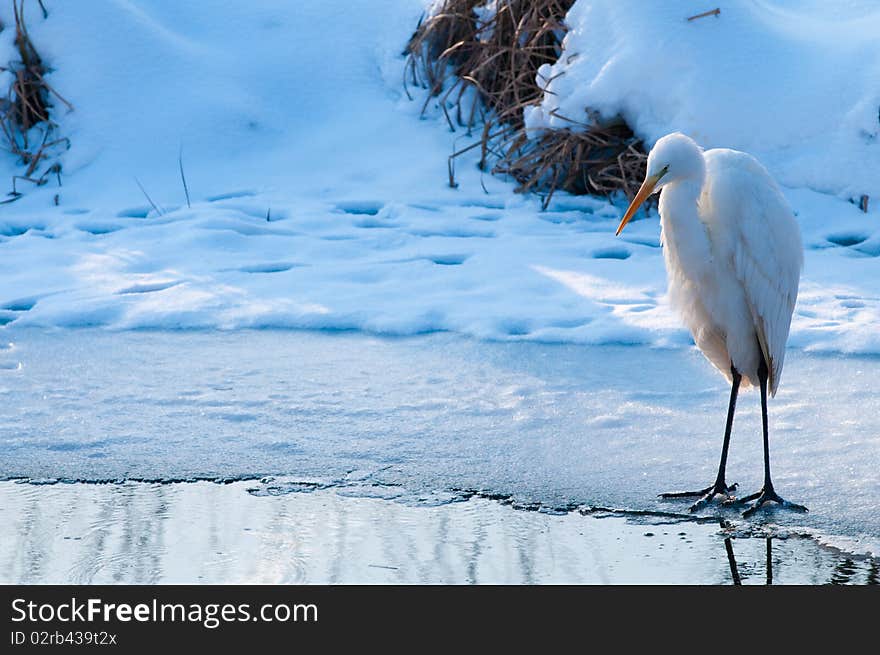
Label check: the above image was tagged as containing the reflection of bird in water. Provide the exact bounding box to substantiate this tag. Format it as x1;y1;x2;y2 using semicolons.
724;538;742;585
724;537;772;585
723;535;878;585
617;133;806;517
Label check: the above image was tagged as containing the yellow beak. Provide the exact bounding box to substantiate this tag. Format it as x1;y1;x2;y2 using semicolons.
615;173;662;236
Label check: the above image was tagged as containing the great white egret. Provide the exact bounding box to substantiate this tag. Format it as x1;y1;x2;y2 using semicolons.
616;132;805;517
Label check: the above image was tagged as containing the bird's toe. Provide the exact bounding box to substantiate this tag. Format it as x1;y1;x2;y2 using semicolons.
739;490;808;517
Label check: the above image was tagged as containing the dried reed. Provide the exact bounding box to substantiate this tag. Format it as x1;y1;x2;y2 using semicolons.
1;0;70;203
406;0;647;205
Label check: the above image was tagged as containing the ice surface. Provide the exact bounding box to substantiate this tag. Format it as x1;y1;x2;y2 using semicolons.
1;330;877;555
2;481;873;584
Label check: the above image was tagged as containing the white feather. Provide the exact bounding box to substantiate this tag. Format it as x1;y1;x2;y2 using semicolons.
650;134;802;395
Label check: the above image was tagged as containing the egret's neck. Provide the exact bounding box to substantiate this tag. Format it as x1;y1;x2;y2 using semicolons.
658;176;713;278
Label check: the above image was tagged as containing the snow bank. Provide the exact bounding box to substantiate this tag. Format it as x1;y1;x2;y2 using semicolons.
0;1;878;356
526;1;880;200
0;0;429;207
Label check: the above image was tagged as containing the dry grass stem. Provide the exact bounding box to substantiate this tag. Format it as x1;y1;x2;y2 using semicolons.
687;8;721;22
178;148;191;209
1;0;70;202
406;0;647;205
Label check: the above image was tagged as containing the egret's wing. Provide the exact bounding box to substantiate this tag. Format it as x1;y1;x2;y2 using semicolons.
704;151;803;395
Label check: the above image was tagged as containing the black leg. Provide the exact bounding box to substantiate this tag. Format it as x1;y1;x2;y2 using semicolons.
724;537;741;585
740;356;808;517
660;365;741;511
760;360;774;495
715;366;741;492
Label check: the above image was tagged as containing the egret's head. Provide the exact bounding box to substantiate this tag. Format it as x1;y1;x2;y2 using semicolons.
615;132;704;235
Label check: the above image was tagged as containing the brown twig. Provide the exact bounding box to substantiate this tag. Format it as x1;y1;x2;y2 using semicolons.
687;8;720;22
134;177;163;216
178;148;191;208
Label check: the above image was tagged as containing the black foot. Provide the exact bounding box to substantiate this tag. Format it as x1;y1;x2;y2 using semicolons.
659;482;738;512
727;487;808;518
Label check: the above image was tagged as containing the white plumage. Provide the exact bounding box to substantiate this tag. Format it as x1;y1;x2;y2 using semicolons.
618;133;802;393
616;132;806;516
666;145;802;395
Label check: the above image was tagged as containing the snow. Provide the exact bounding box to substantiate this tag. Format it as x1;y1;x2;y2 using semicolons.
0;2;878;559
0;1;877;356
526;0;880;201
